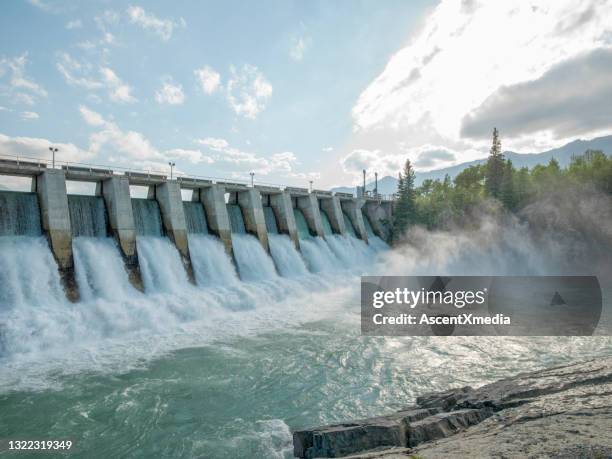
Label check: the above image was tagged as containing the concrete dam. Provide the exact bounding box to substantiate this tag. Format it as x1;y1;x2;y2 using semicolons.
0;158;393;302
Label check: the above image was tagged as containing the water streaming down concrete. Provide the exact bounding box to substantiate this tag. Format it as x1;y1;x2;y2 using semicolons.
183;202;209;234
293;208;312;239
262;206;279;234
226;202;277;281
299;237;343;272
227;204;247;234
342;211;357;238
131;199;164;237
362;211;389;251
188;234;239;286
0;191;42;236
319;209;334;236
268;233;308;277
0;236;65;308
137;236;190;293
68;195;108;238
73;237;138;301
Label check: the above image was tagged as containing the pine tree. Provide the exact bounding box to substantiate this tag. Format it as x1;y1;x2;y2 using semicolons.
485;127;505;199
500;159;515;210
392;159;417;243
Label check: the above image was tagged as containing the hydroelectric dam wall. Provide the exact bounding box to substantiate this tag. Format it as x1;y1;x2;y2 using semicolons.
0;157;394;301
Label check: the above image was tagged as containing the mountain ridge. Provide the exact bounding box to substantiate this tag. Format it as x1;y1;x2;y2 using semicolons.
332;135;612;195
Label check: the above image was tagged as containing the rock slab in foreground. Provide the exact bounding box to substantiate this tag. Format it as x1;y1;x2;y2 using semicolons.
292;357;612;458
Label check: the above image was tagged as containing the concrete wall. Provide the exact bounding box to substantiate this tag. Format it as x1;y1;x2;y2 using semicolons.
363;201;390;242
269;191;299;249
96;176;143;291
33;169;78;301
237;188;269;252
149;181;195;283
319;196;346;235
341;198;368;243
296;194;325;238
194;184;233;256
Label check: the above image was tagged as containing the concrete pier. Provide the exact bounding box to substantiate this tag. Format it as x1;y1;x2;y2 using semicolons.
363;201;390;242
295;193;325;238
319;196;346;235
237;188;269;252
268;191;300;249
33;169;78;301
96;176;143;290
340;198;368;242
149;181;195;283
194;184;233;256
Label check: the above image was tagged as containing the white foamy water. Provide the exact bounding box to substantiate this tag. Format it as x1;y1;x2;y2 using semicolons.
300;236;343;272
188;234;239;287
231;233;278;281
137;236;190;293
326;234;377;269
268;233;308;277
73;237;138;301
0;236;65;308
368;235;389;251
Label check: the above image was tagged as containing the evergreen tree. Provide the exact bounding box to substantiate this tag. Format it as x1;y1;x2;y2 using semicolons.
392;159;417;243
500;159;515;209
485;127;505;199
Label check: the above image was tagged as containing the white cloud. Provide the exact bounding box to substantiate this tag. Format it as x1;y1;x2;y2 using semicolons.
155;79;185;105
289;36;311;62
66;19;82;29
56;53;103;89
0;132;93;163
166;148;214;164
226;64;272;119
56;53;136;103
79;105;105;126
77;106;208;169
126;6;185;41
100;67;136;103
195;136;313;177
196;137;229;149
194;66;221;94
0;53;47;105
20;111;39;120
322;146;334;152
350;0;612;160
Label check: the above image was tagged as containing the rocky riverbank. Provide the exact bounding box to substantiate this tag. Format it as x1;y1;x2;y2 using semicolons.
293;357;612;458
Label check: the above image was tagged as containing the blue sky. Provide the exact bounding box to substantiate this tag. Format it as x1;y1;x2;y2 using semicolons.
1;0;611;190
0;0;434;188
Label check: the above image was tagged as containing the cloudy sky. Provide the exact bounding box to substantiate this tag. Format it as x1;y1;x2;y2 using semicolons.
1;0;611;189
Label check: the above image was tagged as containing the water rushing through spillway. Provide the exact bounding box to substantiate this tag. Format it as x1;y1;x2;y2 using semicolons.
188;234;238;286
362;211;389;251
68;195;108;237
183;201;209;234
0;191;42;236
137;236;190;292
263;206;279;234
232;233;278;281
73;237;137;301
268;233;308;277
293;208;311;239
132;199;164;236
320;209;334;236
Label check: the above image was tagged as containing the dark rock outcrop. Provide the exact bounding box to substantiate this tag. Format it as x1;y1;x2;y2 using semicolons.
292;357;612;458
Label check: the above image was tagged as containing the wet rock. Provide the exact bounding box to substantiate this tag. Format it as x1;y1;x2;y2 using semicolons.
292;357;612;458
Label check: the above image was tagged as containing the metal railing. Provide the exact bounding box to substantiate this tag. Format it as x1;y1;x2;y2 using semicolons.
0;152;396;200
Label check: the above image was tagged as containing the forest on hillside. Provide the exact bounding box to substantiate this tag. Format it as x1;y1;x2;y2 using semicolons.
391;128;612;241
